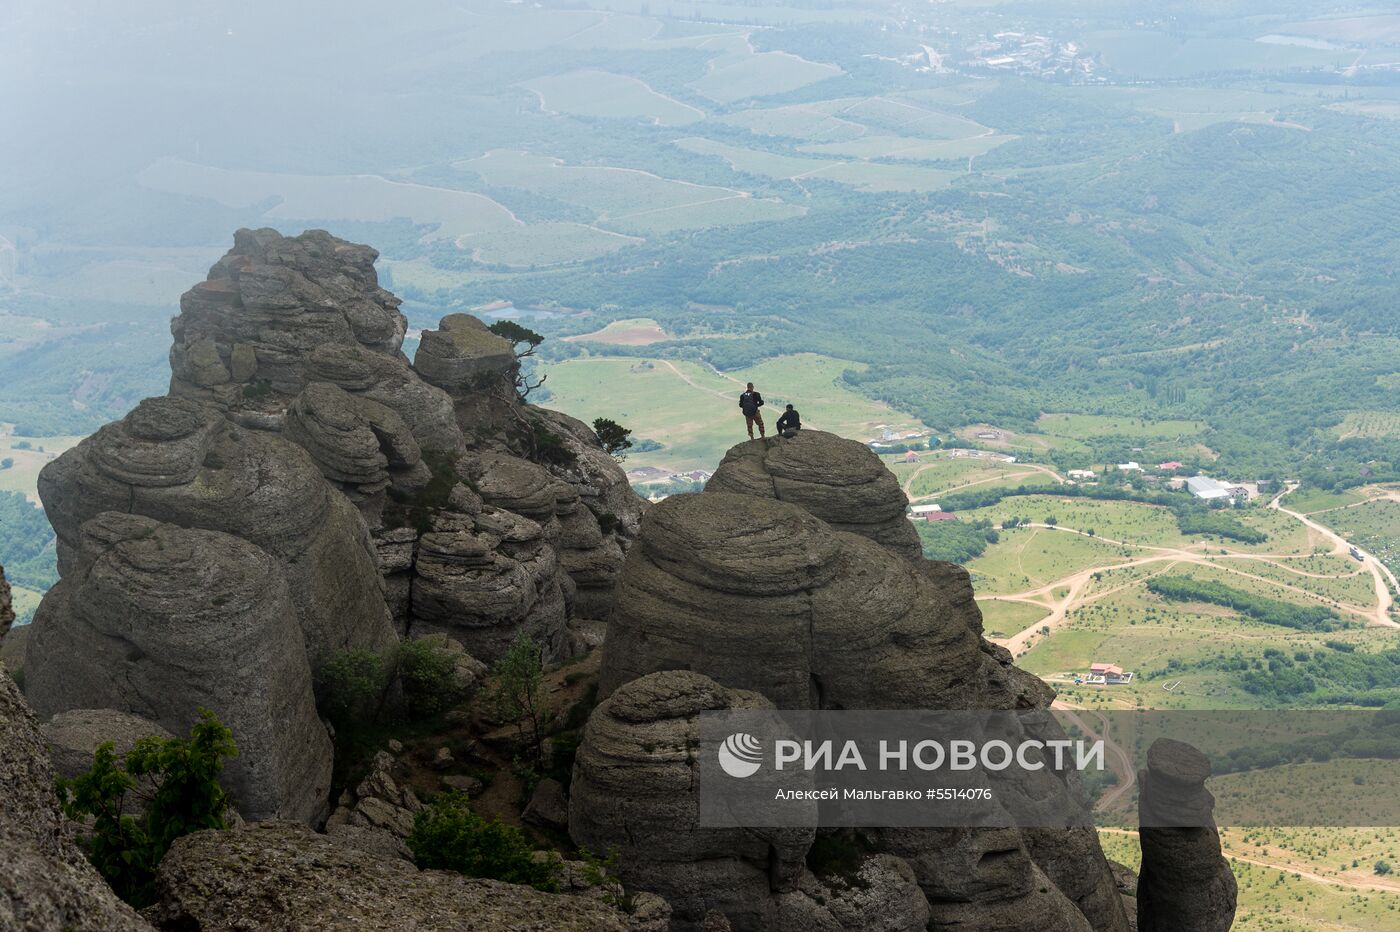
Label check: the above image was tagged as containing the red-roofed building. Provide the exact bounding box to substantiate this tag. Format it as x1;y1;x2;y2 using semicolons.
1087;662;1133;684
1157;461;1183;471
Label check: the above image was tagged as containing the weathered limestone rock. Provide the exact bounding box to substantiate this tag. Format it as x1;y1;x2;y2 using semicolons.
169;227;407;399
1137;739;1237;932
40;709;174;781
590;469;1129;931
305;342;464;454
324;750;422;859
772;853;930;932
598;492;1026;710
0;564;14;643
706;431;921;560
0;646;151;931
25;514;333;824
409;509;570;664
414;313;518;393
37;397;397;667
570;671;813;929
148;821;630;931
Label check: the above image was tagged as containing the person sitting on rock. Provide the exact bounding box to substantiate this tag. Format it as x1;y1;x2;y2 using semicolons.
776;404;801;438
739;383;766;439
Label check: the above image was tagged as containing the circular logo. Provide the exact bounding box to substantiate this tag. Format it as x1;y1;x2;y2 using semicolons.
717;732;763;778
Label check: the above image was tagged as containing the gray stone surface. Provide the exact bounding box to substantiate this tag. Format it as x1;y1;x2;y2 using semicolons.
37;397;397;668
707;430;921;560
25;514;333;824
598;492;1028;711
570;671;812;930
169;227;407;399
0;645;151;931
0;564;13;644
41;708;175;781
1137;739;1237;932
148;821;630;931
414;313;518;393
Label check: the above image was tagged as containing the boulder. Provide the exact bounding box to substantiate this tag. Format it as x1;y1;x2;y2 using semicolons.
40;709;174;781
706;431;920;561
523;777;570;831
414;313;518;393
25;514;333;824
169;227;407;399
36;398;397;668
148;821;630;931
570;670;814;929
598;492;1023;711
1136;739;1237;932
0;641;150;931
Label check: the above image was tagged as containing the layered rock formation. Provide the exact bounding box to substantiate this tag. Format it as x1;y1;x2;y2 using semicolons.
37;396;396;668
147;821;632;931
580;432;1202;930
25;228;645;823
706;431;921;560
26;514;333;823
571;670;928;931
1136;739;1237;932
0;637;150;931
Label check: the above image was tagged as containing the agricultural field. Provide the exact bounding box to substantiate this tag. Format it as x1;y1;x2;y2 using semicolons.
1317;498;1400;585
521;70;705;125
537;352;927;474
564;318;672;346
1100;829;1400;931
1282;486;1366;515
458;150;806;236
1337;411;1400;440
0;430;83;504
1035;413;1210;442
688;35;843;103
902;456;1056;501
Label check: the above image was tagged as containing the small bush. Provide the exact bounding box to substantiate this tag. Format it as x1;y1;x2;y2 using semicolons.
489;633;551;765
316;649;389;726
592;418;633;458
399;638;465;717
57;710;237;908
408;791;559;891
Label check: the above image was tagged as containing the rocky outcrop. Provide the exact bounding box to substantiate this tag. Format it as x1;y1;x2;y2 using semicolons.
324;749;422;860
169;227;407;400
587;456;1134;930
0;564;13;644
571;671;930;931
148;821;630;931
0;642;150;931
1136;739;1237;932
598;492;1028;711
571;670;810;927
706;431;921;561
36;397;397;668
26;514;333;824
40;709;174;781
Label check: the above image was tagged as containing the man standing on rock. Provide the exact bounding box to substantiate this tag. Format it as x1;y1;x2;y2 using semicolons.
739;383;766;439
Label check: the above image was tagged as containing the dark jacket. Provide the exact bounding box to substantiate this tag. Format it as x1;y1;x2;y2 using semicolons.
739;390;764;416
776;408;801;433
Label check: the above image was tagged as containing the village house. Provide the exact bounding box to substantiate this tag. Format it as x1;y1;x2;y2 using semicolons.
1085;662;1134;685
1186;475;1232;502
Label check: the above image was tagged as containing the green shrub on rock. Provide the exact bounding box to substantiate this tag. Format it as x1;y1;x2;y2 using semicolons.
57;710;237;908
408;791;560;891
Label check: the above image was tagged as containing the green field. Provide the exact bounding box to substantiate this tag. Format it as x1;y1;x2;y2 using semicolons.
1283;487;1366;514
459;150;806;235
798;133;1012;161
689;37;843;103
538;352;926;474
522;70;705;125
1100;828;1400;931
1035;413;1209;441
1318;499;1400;584
0;431;84;503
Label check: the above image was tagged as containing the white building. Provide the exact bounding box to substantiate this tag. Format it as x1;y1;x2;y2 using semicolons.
1067;469;1096;479
910;504;942;515
1117;462;1143;472
1185;475;1232;501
